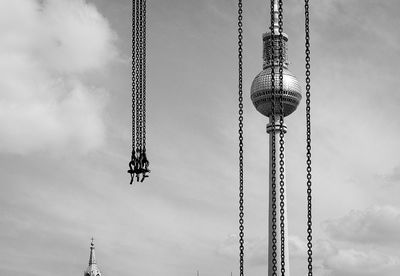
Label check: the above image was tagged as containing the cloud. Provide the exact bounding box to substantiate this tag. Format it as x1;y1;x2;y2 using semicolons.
0;0;117;154
383;166;400;184
312;240;400;276
323;206;400;245
325;248;400;276
216;233;400;275
317;206;400;275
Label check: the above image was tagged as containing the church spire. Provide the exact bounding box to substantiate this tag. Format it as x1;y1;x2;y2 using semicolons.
84;238;102;276
88;238;96;265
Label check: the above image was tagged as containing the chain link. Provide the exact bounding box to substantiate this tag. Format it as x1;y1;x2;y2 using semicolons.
269;1;278;275
238;1;245;275
305;0;313;275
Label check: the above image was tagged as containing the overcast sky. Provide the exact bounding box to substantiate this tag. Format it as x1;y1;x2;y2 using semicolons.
1;0;400;275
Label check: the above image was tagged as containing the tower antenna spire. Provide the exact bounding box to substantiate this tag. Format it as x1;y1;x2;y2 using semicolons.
88;238;96;265
271;0;279;33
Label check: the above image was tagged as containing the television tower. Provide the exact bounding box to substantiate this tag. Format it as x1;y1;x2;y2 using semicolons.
250;1;302;276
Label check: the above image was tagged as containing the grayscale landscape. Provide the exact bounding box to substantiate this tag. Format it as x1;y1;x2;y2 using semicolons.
0;1;399;276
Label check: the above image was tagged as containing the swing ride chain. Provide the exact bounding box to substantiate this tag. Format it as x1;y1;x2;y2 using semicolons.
138;0;144;151
135;0;141;151
131;0;136;152
278;0;286;275
269;0;278;275
142;0;150;180
305;0;313;275
128;0;150;184
237;1;245;275
142;0;147;151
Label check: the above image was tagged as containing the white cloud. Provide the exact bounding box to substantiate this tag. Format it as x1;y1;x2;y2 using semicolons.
323;206;400;245
312;240;400;276
383;166;400;184
325;248;400;276
315;206;400;275
39;0;117;73
216;233;400;276
0;0;117;154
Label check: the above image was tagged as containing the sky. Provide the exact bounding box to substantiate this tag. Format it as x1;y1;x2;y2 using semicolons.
0;0;400;275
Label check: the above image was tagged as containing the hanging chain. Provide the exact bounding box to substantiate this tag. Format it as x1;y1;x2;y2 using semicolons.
138;0;144;151
277;1;286;275
270;1;278;275
305;0;313;275
131;0;136;153
142;0;147;151
135;0;141;150
128;0;150;184
237;1;245;275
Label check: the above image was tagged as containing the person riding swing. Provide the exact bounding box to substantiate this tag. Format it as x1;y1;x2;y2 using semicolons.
128;148;150;183
139;148;150;182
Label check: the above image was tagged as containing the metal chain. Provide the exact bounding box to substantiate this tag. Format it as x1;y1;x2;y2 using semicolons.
278;0;286;275
131;0;136;152
237;1;244;275
304;0;313;275
138;0;144;150
142;0;147;151
269;1;278;275
135;0;141;150
277;0;286;274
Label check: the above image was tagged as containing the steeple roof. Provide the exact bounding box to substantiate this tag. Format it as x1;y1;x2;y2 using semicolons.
84;238;102;276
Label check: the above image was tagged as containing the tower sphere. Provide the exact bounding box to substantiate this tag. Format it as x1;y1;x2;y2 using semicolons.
251;66;302;117
251;0;302;118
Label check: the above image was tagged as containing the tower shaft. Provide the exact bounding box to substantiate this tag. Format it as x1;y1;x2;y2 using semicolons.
267;116;290;276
